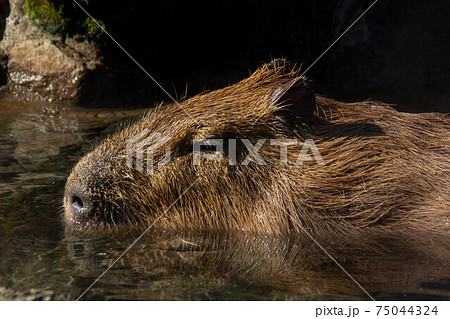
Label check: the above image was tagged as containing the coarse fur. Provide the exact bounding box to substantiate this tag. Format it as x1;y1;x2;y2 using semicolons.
64;60;450;236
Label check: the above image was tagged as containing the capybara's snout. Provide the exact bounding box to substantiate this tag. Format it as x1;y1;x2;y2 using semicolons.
64;150;126;231
64;144;160;232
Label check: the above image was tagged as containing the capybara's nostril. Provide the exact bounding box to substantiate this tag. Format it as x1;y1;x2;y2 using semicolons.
69;191;91;214
71;195;84;210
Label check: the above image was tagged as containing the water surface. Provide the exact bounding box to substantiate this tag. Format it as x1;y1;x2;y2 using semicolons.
0;98;449;300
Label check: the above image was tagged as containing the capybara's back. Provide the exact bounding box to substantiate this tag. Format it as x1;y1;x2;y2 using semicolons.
64;60;450;236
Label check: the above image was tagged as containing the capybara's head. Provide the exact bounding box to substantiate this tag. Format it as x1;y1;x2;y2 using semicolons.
64;60;317;234
65;60;450;235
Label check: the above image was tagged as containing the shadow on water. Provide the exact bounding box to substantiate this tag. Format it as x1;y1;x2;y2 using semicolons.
0;98;449;300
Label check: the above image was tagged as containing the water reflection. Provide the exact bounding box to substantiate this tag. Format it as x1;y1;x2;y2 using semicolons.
64;228;450;300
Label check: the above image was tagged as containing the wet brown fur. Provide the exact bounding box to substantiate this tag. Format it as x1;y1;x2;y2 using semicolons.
65;61;450;237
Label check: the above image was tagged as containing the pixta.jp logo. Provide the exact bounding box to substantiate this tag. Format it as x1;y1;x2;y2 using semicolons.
126;131;324;175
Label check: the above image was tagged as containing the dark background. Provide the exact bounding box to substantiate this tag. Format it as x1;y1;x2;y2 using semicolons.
94;0;449;112
5;0;450;112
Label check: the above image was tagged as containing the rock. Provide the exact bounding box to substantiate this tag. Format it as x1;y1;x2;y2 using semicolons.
0;0;102;102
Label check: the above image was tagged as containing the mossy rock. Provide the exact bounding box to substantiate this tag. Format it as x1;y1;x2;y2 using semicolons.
25;0;105;41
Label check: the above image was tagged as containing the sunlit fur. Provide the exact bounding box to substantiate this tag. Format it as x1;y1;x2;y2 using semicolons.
65;61;450;236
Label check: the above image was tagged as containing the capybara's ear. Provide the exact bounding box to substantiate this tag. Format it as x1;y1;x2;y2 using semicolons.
271;77;316;120
266;58;292;70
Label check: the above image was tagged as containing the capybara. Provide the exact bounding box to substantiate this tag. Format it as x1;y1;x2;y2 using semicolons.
64;60;450;236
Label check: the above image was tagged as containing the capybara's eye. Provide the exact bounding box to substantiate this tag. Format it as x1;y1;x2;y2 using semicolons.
197;139;228;154
201;139;220;152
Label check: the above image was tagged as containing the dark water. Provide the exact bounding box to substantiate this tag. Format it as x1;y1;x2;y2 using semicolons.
0;98;449;301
